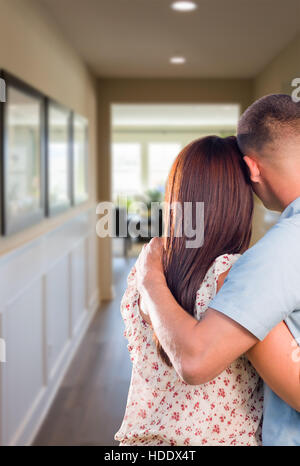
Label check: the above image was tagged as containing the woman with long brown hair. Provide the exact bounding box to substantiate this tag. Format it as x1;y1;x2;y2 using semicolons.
115;136;263;445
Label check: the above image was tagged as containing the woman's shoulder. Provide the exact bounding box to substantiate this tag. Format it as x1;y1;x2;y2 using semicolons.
212;253;241;277
194;253;240;319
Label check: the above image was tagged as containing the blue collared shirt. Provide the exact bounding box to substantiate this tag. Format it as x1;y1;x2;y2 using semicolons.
210;196;300;446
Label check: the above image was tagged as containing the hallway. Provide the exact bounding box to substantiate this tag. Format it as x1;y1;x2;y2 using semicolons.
0;0;299;447
34;258;134;446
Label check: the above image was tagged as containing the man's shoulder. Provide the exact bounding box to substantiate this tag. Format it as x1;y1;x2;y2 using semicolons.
253;214;299;252
231;215;298;273
283;212;300;228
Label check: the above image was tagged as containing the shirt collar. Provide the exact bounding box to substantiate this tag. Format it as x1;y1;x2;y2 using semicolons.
280;196;300;220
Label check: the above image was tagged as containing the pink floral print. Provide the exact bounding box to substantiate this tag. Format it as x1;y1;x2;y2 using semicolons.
115;254;263;446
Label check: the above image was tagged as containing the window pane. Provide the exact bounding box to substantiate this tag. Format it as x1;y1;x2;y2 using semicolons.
5;86;43;232
48;104;71;210
112;143;142;199
73;114;88;204
148;143;181;190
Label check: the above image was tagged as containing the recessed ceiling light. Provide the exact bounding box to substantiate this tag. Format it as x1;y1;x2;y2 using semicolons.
170;56;186;64
171;1;197;12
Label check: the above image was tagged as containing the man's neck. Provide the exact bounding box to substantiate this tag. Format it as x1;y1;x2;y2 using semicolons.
279;192;300;211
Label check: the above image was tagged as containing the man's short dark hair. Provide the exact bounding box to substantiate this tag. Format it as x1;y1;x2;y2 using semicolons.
237;94;300;155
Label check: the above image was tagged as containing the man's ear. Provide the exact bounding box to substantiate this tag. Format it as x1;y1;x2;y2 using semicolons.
243;156;261;183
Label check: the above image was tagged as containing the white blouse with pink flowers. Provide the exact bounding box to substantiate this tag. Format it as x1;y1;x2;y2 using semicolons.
115;254;263;446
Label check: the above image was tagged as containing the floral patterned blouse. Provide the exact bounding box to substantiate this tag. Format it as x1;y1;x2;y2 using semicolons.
115;254;263;446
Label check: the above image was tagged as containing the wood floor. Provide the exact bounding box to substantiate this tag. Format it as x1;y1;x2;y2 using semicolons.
33;257;135;446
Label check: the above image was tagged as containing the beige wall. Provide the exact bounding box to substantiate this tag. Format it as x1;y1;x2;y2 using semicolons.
0;0;98;247
0;0;102;292
0;0;97;122
255;32;300;98
251;32;300;242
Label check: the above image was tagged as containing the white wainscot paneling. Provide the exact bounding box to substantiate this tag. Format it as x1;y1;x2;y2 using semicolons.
46;255;70;380
86;232;99;309
71;240;87;335
0;208;100;446
1;279;44;446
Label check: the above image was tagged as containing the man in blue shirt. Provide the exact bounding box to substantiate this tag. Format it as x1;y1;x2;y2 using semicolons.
136;94;300;446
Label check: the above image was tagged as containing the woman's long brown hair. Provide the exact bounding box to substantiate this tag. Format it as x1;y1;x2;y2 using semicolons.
154;136;254;367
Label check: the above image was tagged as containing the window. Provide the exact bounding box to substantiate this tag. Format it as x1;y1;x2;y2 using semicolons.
112;143;142;200
47;102;72;215
1;80;45;235
0;70;92;235
148;143;181;190
73;114;89;204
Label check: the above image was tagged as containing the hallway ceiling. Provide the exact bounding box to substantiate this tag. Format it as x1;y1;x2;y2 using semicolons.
40;0;300;78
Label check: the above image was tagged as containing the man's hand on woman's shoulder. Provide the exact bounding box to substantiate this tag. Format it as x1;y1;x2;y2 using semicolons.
135;237;166;293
